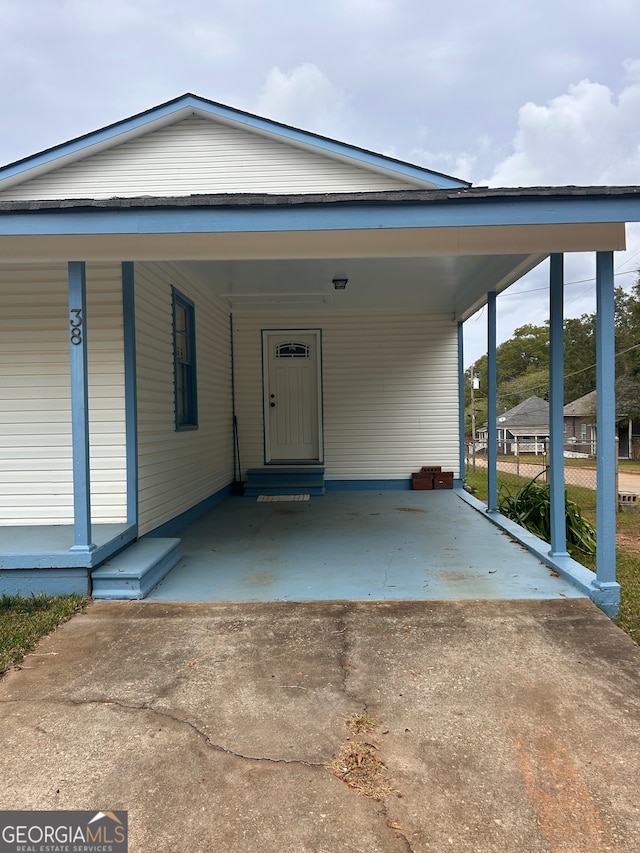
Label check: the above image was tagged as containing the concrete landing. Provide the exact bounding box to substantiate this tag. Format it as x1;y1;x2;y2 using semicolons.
146;491;585;602
1;599;639;852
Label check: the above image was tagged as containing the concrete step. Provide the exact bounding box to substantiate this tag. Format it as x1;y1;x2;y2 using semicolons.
244;467;326;497
91;538;181;600
244;467;325;496
246;467;324;481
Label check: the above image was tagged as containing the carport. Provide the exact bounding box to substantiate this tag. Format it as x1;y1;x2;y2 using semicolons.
1;96;640;617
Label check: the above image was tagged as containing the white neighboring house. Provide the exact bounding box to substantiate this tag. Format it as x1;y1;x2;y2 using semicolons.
477;396;550;455
0;93;638;601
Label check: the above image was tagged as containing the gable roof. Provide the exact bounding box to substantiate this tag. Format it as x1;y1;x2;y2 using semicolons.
563;390;597;418
0;93;470;196
497;395;549;429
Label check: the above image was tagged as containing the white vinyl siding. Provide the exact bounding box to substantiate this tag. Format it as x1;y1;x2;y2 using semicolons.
135;262;232;536
232;311;459;480
0;263;126;524
0;116;418;200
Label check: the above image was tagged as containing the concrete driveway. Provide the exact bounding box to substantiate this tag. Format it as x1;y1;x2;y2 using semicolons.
1;598;639;852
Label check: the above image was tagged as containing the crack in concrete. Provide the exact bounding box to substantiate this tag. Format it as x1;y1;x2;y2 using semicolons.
336;604;368;713
12;696;327;769
378;804;416;853
333;611;416;851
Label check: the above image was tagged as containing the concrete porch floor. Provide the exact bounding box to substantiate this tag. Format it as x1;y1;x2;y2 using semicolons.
0;523;135;569
146;490;586;602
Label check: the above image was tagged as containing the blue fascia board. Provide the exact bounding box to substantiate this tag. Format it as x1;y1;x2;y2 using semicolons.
0;98;200;183
0;93;468;190
2;195;640;237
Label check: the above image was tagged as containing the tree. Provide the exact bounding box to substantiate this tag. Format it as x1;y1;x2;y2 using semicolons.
563;314;595;403
466;275;640;428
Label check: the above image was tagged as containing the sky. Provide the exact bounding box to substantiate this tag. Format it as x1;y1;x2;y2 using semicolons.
1;0;639;366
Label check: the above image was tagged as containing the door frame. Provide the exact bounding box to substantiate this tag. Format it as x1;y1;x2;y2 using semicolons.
261;328;324;465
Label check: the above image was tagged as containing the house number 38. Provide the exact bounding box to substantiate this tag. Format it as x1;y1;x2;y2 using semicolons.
69;308;83;345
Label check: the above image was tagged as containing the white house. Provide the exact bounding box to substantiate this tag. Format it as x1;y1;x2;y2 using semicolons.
0;93;638;613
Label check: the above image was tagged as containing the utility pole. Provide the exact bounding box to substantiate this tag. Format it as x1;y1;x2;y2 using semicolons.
470;366;479;441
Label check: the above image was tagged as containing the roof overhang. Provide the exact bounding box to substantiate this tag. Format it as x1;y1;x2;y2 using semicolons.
0;187;637;318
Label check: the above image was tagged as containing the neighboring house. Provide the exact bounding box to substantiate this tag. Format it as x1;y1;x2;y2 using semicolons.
476;395;549;454
0;93;639;601
564;390;640;458
618;419;640;460
564;391;597;456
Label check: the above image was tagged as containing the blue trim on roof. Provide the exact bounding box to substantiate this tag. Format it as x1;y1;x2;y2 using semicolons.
0;93;469;190
1;195;640;237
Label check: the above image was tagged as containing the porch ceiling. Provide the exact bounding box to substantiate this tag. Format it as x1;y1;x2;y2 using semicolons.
1;185;635;319
0;221;624;319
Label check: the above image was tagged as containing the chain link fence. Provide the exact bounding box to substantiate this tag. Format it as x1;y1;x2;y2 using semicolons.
464;436;616;514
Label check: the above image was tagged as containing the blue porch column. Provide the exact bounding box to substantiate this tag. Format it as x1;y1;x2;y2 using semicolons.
548;254;569;556
487;292;498;511
68;261;95;552
122;262;138;529
595;252;618;598
458;321;466;481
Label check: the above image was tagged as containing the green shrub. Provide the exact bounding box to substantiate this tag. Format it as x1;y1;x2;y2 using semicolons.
498;472;596;559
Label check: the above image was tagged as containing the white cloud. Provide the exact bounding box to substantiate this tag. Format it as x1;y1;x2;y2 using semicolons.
408;146;477;183
60;0;149;34
256;64;356;139
483;73;640;188
464;66;640;366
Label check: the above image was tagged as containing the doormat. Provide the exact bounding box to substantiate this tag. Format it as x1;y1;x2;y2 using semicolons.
257;495;310;502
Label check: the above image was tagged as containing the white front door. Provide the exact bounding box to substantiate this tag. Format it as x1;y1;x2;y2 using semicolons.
263;330;322;463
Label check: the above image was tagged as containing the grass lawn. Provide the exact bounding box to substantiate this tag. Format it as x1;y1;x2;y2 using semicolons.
489;455;640;474
0;594;87;675
464;468;640;645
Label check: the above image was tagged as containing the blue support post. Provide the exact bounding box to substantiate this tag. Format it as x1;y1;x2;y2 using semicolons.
68;261;95;552
595;252;618;590
549;254;569;556
122;262;138;529
487;292;498;511
458;322;466;482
